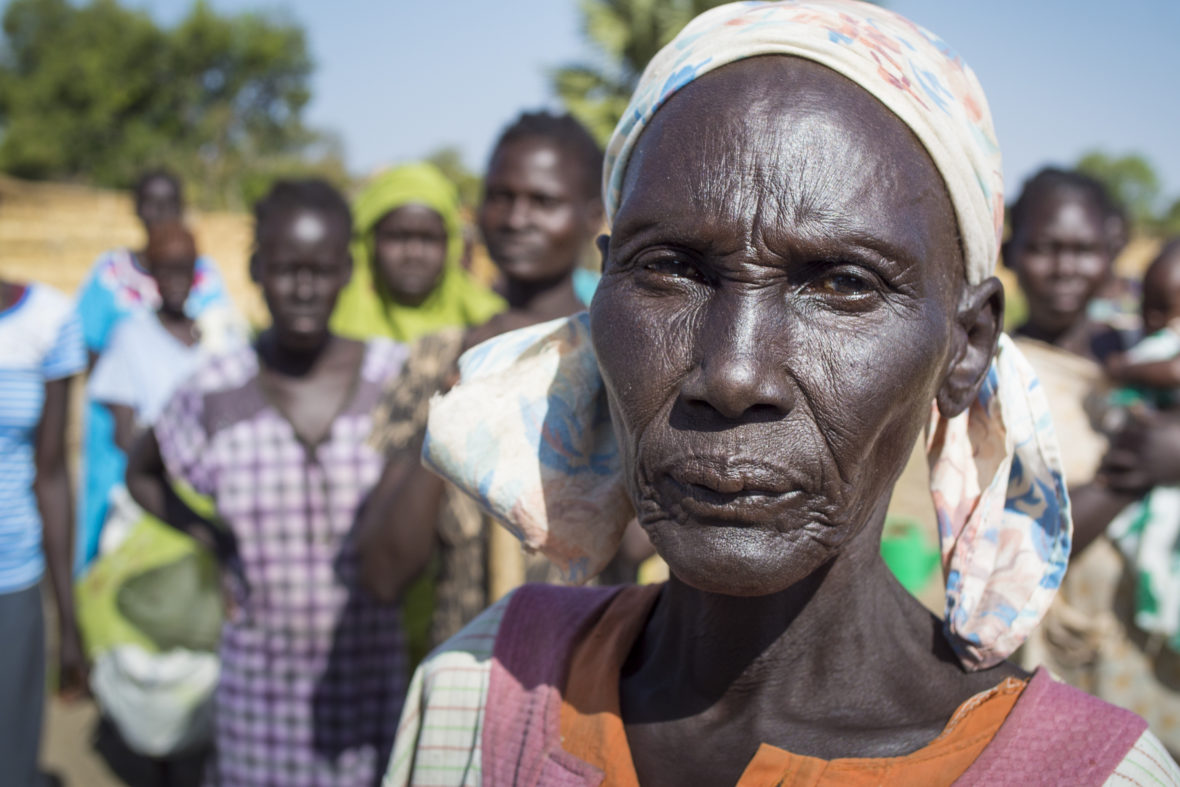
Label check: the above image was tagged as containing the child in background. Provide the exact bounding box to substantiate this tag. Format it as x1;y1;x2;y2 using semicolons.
1101;238;1180;654
126;180;409;786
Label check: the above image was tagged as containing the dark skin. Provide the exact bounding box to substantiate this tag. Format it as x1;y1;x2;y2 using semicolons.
359;136;605;602
1104;246;1180;389
373;204;450;307
1005;187;1116;360
127;206;363;590
1006;192;1180;552
136;176;183;230
1073;246;1180;552
1;280;87;698
588;58;1012;784
105;234;199;453
478;137;603;325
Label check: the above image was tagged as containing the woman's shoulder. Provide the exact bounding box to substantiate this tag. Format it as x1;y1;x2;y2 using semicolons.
1;283;80;359
180;344;259;395
23;282;74;322
1106;729;1180;785
962;667;1176;783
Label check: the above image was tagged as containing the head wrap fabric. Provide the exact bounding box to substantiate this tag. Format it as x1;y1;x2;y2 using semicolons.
422;0;1070;670
604;0;1004;287
330;162;505;343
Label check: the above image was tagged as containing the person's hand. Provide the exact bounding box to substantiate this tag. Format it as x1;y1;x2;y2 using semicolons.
1103;351;1129;382
56;624;89;701
1099;409;1180;493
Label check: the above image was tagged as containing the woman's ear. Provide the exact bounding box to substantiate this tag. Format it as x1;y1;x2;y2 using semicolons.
937;276;1004;418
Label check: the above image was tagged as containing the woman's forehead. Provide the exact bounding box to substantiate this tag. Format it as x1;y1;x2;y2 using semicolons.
616;58;959;266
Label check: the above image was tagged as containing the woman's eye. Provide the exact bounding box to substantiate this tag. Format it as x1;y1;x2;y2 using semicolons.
642;257;703;281
814;272;873;295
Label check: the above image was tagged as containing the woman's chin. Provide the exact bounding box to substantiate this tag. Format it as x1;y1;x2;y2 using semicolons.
647;520;834;597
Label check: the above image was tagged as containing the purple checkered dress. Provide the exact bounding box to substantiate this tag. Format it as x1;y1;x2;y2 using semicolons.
155;339;409;786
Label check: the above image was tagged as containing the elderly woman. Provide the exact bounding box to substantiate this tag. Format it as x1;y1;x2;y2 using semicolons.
387;2;1178;785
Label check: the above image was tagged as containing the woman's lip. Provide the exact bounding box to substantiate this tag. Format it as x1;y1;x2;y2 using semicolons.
659;475;804;524
664;457;799;496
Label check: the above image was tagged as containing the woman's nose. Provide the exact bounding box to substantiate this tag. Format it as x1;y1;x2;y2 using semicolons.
506;197;531;230
293;268;316;298
679;298;796;421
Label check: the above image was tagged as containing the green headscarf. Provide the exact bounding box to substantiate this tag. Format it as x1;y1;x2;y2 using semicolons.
331;162;505;342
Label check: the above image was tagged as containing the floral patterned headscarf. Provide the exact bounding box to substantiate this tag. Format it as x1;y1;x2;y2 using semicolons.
423;0;1071;670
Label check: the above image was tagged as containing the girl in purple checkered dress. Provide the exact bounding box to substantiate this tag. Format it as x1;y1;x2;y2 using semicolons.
127;180;409;786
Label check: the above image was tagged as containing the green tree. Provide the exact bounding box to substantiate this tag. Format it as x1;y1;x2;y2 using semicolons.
0;0;334;207
553;0;737;142
1075;150;1162;231
1159;197;1180;237
553;0;880;142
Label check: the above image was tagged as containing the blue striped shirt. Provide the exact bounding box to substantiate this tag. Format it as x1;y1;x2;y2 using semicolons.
0;284;86;592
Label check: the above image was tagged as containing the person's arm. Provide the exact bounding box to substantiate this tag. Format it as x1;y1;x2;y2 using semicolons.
105;403;138;454
1067;482;1140;556
34;376;87;698
1105;353;1180;389
125;428;237;569
1069;409;1180;556
358;457;444;604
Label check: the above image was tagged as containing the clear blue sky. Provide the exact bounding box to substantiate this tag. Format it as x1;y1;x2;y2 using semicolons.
75;1;1180;205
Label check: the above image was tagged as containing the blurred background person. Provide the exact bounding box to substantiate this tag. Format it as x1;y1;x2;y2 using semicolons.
330;161;504;343
1007;169;1180;754
80;221;245;779
0;275;87;785
126;179;409;786
330;162;505;663
75;169;241;568
357;110;607;655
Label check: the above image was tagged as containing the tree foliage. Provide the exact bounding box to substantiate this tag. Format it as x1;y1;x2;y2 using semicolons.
553;0;880;143
1076;150;1180;236
425;146;483;214
0;0;341;207
553;0;739;143
1076;150;1161;230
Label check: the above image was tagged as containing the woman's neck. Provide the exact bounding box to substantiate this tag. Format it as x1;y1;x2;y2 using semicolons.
503;270;583;319
257;328;337;378
619;524;1012;760
0;280;22;310
1016;316;1098;360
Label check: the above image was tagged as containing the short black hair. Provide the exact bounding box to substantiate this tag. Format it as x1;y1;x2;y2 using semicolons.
1008;167;1123;242
490;111;603;200
134;167;183;207
252;178;352;249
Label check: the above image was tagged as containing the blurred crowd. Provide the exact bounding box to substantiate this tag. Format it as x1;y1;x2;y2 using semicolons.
2;94;1180;787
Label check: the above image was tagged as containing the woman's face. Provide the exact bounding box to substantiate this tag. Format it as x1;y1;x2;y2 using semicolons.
373;204;449;305
478;138;599;284
1006;188;1110;335
136;177;182;229
592;58;970;597
254;207;352;350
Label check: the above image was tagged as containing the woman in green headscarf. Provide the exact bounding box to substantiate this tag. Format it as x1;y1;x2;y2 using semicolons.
331;162;504;342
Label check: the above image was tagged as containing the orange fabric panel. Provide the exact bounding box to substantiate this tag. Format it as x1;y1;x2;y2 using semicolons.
560;587;1026;786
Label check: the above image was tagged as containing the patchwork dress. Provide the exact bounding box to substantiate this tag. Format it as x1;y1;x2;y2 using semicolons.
154;339;409;786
